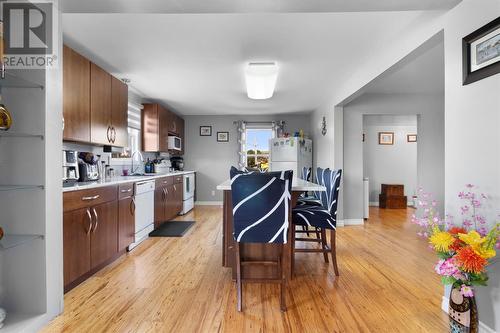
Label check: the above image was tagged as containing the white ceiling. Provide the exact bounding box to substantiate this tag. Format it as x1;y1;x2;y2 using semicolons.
63;11;447;115
362;38;444;95
61;0;460;13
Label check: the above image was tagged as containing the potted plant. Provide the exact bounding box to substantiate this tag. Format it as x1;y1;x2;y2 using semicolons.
412;184;500;333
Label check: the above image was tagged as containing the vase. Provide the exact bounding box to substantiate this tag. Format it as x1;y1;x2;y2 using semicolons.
449;286;478;333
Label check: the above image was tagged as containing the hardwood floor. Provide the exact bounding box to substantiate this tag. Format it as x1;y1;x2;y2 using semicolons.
42;206;447;332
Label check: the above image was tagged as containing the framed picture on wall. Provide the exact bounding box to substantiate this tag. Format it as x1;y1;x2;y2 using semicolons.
217;131;229;142
407;134;417;142
463;17;500;85
200;126;212;136
378;132;394;145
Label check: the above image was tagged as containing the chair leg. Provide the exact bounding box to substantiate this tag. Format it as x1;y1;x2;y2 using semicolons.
279;245;286;312
330;229;339;276
321;229;329;263
236;243;243;311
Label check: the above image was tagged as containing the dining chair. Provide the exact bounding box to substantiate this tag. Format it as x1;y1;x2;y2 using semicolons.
230;168;293;312
296;167;328;207
292;169;342;276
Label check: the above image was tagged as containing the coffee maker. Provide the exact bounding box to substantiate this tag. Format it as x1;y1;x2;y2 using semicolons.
78;152;100;182
170;156;184;171
63;150;80;187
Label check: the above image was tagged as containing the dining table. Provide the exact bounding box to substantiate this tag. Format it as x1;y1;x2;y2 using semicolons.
216;177;326;281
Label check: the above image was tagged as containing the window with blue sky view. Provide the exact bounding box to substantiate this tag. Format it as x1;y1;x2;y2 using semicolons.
246;128;273;170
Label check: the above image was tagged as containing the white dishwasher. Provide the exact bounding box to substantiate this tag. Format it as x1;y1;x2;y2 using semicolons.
128;180;155;251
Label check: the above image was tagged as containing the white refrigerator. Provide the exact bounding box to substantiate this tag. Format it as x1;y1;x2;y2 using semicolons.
269;138;312;178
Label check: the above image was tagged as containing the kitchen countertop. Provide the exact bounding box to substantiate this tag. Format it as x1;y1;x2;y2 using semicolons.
63;171;195;193
216;177;325;192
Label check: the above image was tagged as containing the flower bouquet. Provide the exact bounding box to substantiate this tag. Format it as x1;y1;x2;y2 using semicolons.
412;184;500;333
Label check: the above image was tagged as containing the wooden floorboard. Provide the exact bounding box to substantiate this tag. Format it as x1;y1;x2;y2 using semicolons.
42;206;448;332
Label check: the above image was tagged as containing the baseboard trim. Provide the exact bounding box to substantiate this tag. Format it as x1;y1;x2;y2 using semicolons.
343;219;364;226
336;220;345;227
195;201;223;206
442;296;497;333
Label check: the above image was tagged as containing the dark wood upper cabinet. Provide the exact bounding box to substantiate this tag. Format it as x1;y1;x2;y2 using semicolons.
178;116;185;155
63;45;90;142
142;103;159;152
90;63;112;146
111;76;129;147
158;104;170;152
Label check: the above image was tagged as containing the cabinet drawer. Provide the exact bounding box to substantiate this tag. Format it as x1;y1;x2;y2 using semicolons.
64;186;118;212
156;176;173;187
173;175;183;184
118;183;135;199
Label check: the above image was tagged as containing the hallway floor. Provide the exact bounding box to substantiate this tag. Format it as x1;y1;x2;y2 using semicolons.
42;206;447;332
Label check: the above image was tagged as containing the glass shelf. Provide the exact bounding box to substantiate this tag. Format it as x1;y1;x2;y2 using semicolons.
0;71;44;89
0;234;43;251
0;185;44;191
0;132;44;139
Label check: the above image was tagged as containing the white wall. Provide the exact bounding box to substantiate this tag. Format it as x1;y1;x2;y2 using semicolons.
342;94;444;220
184;114;311;202
443;0;500;330
363;115;418;203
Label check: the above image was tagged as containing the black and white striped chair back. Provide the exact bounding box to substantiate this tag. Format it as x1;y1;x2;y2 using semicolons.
301;167;311;182
230;169;293;244
323;169;342;218
314;167;329;204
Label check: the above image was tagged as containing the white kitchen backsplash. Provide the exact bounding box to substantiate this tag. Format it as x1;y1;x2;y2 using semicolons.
62;142;164;176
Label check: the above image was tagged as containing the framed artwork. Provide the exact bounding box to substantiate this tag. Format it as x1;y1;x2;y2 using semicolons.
217;131;229;142
407;134;417;142
463;17;500;85
378;132;394;145
200;126;212;136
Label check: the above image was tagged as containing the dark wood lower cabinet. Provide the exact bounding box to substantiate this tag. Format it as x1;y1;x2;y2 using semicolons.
63;208;92;287
90;201;118;269
118;196;135;251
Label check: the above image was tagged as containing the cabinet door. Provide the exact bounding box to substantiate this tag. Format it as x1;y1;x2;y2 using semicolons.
63;208;92;287
142;104;159;152
118;197;135;251
154;185;166;228
165;184;176;220
90;201;118;269
90;63;112;145
158;105;170;152
111;76;129;147
63;45;90;142
178;116;185;155
168;112;178;135
173;183;183;215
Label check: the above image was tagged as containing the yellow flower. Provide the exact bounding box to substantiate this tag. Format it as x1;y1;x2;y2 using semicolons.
475;247;496;259
458;231;486;247
429;230;455;252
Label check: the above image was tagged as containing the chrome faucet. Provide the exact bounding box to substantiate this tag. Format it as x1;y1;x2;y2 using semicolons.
131;151;144;175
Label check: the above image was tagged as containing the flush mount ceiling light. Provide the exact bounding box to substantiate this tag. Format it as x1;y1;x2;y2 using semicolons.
245;62;278;100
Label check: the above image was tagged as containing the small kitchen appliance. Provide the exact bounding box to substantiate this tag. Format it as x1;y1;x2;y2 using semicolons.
154;159;171;174
63;150;80;186
168;135;182;151
78;152;100;182
170;156;184;171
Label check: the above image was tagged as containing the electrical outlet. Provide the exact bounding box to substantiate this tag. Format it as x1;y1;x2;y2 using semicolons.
211;190;215;196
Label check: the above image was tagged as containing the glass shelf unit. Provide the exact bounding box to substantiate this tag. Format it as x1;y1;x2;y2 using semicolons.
0;185;44;191
0;132;44;139
0;71;44;89
0;234;44;251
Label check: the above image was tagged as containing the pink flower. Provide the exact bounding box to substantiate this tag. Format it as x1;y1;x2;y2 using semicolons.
435;258;459;277
478;227;488;237
460;285;474;298
465;184;474;189
461;206;470;215
463;219;473;229
475;215;486;225
471;200;481;208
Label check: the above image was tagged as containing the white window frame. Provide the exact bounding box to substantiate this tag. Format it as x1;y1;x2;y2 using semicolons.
245;126;274;170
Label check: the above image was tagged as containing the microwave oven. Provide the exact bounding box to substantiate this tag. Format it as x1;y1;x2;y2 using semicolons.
168;136;182;151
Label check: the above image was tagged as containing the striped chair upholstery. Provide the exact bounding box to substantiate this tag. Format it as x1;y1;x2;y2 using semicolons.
296;167;329;207
293;169;342;230
230;168;293;243
301;167;311;181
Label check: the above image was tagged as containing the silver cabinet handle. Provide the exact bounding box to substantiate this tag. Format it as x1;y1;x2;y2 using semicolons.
173;185;176;192
112;127;116;143
121;188;132;193
107;126;111;143
92;208;98;233
130;197;136;215
162;180;168;184
85;208;92;235
82;195;100;201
